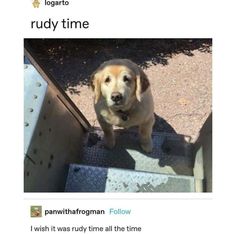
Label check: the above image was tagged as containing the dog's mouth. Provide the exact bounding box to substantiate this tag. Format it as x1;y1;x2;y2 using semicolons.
108;95;135;111
114;100;123;106
108;98;125;108
110;103;124;110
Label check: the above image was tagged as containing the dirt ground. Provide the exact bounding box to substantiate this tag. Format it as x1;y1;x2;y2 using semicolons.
26;39;212;142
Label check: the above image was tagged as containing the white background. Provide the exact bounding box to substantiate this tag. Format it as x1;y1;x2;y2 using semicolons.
1;0;236;233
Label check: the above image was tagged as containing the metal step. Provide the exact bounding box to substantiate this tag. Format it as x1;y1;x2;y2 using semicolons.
80;129;194;176
65;164;195;192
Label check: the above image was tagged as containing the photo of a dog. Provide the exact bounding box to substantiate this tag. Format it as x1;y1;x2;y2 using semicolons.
24;39;212;192
91;59;154;153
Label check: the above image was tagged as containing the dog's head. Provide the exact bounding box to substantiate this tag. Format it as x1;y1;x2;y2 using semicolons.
90;59;150;108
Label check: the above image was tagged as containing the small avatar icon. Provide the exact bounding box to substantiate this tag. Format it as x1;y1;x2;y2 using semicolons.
31;206;42;217
32;0;40;8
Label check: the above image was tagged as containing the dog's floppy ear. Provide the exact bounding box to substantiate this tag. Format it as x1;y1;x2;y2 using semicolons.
135;67;150;102
90;70;102;104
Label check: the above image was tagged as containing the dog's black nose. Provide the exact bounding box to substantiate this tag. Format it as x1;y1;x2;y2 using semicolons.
111;92;123;102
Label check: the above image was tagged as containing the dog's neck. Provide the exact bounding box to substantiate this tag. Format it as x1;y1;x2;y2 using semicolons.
116;109;129;121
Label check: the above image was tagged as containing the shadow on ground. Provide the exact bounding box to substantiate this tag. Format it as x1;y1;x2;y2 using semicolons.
82;116;194;176
25;39;212;89
153;113;176;133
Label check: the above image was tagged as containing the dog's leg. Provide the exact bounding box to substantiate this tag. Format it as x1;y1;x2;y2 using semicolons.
139;115;155;153
98;118;115;149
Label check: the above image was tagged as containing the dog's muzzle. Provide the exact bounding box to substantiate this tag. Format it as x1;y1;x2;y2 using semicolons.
111;92;123;105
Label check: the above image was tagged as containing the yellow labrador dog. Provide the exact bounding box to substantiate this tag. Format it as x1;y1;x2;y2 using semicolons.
91;59;154;153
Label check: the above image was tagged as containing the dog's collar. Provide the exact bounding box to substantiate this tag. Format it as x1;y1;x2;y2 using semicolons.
116;109;129;121
113;98;137;121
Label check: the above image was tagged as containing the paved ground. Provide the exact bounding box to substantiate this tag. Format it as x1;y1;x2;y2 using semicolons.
26;39;212;142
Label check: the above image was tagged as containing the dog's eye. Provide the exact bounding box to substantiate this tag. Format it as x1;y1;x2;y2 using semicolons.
123;75;130;82
105;76;111;83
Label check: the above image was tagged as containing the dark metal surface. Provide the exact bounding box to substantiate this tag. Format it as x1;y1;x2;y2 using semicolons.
80;129;194;176
65;164;108;192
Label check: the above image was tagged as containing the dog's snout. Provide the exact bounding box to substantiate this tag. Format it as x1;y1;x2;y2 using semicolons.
111;92;123;102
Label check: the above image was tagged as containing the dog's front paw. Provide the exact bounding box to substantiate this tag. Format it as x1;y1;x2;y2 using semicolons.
140;139;153;153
